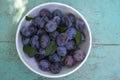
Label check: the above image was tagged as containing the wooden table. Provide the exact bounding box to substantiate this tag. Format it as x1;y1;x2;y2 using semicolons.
0;0;120;80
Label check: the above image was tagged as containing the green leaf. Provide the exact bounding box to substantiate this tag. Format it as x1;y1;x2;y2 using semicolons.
46;40;57;55
57;26;67;32
75;31;82;46
23;45;38;57
61;57;66;61
25;16;34;21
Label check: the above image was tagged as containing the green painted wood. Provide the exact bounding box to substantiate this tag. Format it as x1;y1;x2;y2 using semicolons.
0;0;120;80
52;0;120;44
0;0;120;44
0;0;51;41
0;43;120;80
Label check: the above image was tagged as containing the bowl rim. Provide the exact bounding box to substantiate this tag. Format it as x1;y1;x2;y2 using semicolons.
16;2;92;78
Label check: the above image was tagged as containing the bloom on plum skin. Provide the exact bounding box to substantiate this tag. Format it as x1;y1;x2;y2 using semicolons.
57;46;67;56
57;33;68;46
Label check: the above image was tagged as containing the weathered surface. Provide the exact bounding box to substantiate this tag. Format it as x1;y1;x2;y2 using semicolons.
0;0;120;80
0;0;120;43
0;43;120;80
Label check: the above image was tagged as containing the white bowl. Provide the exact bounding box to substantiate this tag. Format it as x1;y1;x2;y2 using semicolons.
16;2;92;78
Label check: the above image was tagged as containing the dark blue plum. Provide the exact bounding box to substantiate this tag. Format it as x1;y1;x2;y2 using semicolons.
29;25;37;34
62;15;72;27
49;31;59;40
32;16;46;28
53;16;61;25
22;38;30;45
39;9;52;19
31;35;39;41
39;48;46;56
57;33;68;46
34;54;44;62
40;34;50;48
75;19;85;32
57;46;67;56
20;26;32;37
42;16;49;22
50;63;62;74
37;29;46;36
73;50;85;62
66;27;77;40
34;48;46;62
49;54;61;63
53;9;63;18
67;13;75;24
37;17;46;28
65;55;75;67
39;60;51;71
30;35;40;50
45;20;57;32
32;16;40;26
65;40;75;50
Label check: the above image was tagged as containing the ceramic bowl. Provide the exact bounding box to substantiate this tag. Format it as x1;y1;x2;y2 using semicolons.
16;2;92;78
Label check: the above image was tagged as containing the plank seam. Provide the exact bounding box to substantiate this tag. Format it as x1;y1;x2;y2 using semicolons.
0;41;120;46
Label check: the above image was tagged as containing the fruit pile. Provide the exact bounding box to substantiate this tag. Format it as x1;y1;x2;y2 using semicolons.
20;9;86;74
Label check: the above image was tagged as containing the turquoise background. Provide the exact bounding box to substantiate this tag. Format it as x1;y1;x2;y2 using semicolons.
0;0;120;80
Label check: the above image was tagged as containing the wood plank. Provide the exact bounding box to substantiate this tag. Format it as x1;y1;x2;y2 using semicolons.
0;0;120;44
0;43;120;80
0;0;51;41
51;0;120;44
